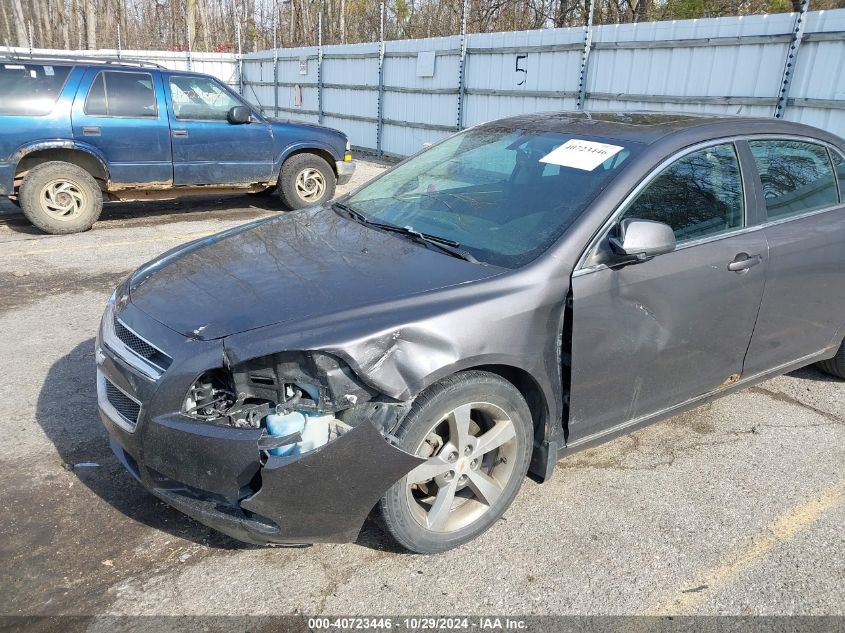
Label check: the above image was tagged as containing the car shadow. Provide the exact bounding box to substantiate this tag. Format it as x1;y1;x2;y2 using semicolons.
786;364;841;382
37;338;255;550
38;338;398;553
0;194;285;235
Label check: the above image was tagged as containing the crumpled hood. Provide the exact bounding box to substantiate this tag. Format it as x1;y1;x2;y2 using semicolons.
128;207;501;340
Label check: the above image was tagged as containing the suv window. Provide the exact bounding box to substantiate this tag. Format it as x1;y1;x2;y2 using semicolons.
169;76;243;121
621;143;744;242
748;140;838;219
84;71;157;118
0;63;72;115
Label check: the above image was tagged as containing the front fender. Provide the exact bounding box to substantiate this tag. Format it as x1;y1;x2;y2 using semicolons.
273;141;341;179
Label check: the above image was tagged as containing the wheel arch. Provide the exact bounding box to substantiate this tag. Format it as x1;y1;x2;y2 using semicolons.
403;362;554;482
275;144;338;181
14;143;110;191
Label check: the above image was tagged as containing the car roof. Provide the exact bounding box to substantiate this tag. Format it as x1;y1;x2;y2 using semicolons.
0;57;209;77
478;111;845;149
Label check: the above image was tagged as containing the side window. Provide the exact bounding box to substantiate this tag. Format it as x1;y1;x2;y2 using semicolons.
831;149;845;203
169;76;243;121
84;71;157;118
748;140;838;219
621;143;744;242
0;63;72;115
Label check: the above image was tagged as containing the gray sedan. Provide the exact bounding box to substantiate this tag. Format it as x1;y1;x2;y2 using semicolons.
97;112;845;554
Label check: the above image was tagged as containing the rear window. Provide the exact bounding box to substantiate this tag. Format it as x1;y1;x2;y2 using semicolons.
84;71;157;118
0;63;72;115
749;140;838;219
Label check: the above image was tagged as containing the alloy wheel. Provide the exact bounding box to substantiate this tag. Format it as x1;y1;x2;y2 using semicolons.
40;179;86;221
295;167;327;202
404;402;518;533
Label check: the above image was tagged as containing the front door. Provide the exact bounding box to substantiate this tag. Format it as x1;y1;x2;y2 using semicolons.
164;74;274;186
568;142;768;443
71;68;172;187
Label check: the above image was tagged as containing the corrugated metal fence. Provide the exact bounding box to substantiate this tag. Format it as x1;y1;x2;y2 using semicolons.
242;8;845;157
6;7;844;158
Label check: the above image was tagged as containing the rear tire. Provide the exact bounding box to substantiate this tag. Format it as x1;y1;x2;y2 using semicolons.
19;161;103;234
817;339;845;378
277;153;335;210
379;371;533;554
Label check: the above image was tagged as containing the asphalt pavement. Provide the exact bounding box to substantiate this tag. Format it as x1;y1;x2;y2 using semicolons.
0;159;842;620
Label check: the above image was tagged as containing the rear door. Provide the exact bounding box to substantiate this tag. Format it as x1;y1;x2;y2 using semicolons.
741;139;845;376
71;68;172;187
568;142;768;442
164;74;274;186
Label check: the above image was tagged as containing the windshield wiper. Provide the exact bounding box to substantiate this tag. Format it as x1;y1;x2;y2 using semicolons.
392;225;480;264
332;202;479;264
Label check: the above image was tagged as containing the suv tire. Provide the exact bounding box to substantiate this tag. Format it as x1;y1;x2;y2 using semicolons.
278;153;336;210
817;339;845;379
19;161;103;234
379;371;533;554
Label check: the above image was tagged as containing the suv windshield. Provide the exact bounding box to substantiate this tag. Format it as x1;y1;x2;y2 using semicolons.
346;127;641;268
0;63;72;115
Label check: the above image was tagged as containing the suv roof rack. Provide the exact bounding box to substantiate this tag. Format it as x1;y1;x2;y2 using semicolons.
0;52;166;69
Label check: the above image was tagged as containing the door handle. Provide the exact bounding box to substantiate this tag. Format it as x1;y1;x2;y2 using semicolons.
172;129;188;138
82;126;100;136
727;253;763;272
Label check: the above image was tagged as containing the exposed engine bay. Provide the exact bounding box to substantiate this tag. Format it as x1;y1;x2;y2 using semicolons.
182;350;407;459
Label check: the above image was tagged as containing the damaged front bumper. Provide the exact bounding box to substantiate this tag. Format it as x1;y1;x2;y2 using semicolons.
96;300;421;545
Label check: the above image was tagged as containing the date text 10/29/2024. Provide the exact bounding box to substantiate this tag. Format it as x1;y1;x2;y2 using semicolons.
308;617;528;630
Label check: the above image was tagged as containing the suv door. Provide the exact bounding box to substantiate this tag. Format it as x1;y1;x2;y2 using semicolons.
567;142;769;442
741;139;845;376
71;68;172;187
164;74;274;186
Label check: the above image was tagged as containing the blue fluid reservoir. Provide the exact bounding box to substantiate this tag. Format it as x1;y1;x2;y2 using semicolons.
264;410;307;456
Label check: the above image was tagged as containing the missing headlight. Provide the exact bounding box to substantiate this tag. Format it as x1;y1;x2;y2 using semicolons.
184;369;237;420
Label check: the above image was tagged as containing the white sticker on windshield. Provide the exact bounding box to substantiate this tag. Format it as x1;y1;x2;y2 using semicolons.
30;69;37;78
44;65;54;76
4;64;25;70
540;139;624;171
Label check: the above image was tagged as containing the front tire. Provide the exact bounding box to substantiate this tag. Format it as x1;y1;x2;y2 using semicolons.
817;339;845;378
19;161;103;234
278;153;336;210
379;371;533;554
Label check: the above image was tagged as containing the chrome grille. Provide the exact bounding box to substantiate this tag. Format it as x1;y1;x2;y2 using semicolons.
114;319;172;371
104;378;141;427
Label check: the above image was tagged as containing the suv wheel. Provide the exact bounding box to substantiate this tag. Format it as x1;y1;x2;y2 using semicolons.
278;153;336;209
379;371;533;554
19;161;103;234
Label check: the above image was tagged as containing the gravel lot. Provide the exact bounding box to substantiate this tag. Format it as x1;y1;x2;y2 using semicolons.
0;158;843;620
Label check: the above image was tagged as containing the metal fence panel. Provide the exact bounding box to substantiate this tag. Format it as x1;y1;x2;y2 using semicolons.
6;8;845;158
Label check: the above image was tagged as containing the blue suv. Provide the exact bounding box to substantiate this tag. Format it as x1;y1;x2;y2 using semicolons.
0;57;355;234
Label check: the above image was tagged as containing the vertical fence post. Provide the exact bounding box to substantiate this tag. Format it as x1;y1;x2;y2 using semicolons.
273;12;279;118
117;24;122;58
28;21;33;53
186;22;193;71
376;1;385;157
237;22;244;95
774;0;810;119
576;0;595;111
456;0;468;130
317;11;324;124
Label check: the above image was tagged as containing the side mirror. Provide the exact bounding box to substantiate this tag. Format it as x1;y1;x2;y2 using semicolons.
227;105;252;124
609;218;676;262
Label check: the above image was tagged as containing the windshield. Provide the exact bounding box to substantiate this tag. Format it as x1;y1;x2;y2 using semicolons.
346;126;641;268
